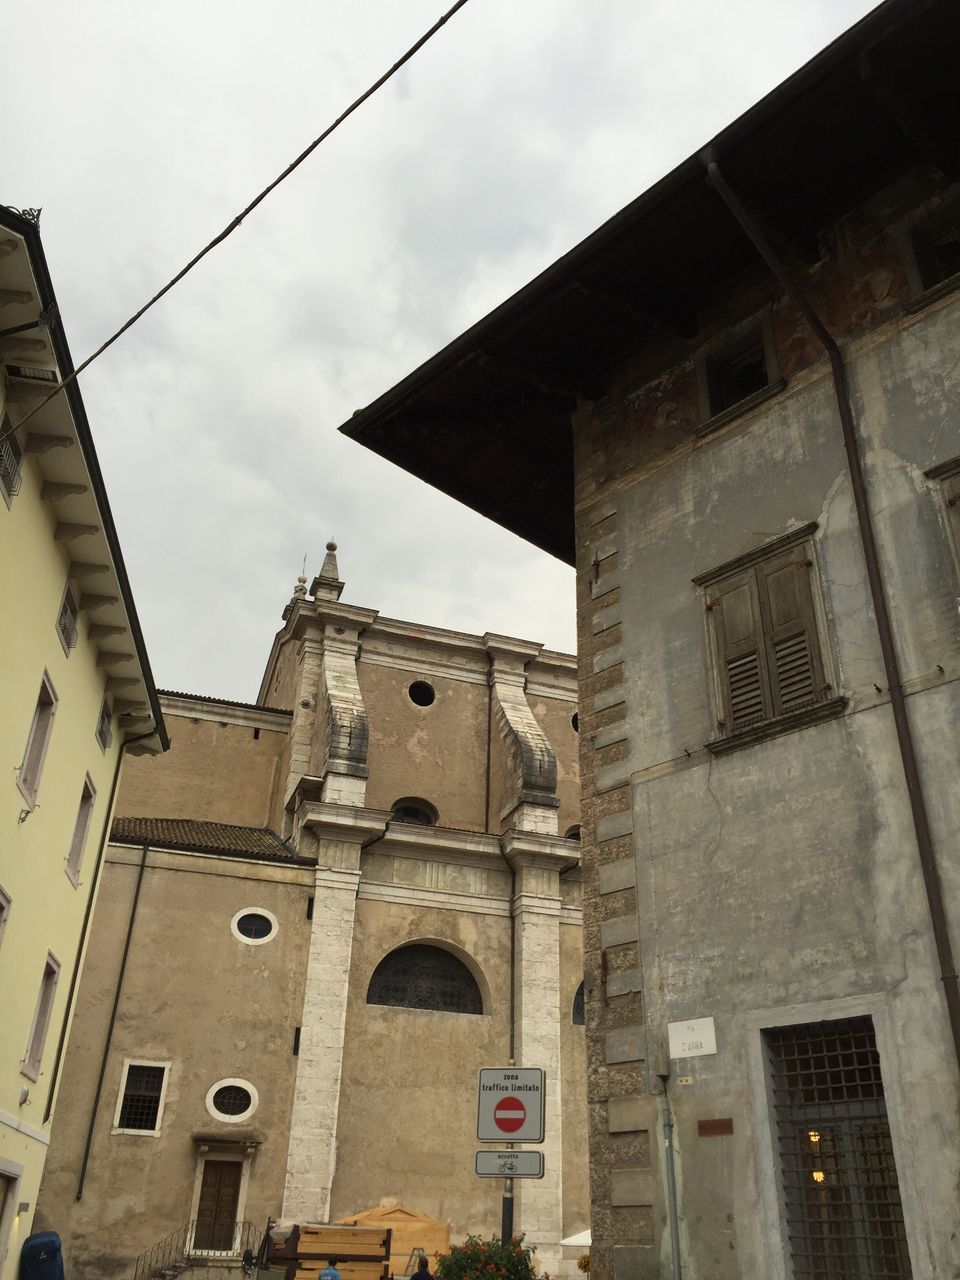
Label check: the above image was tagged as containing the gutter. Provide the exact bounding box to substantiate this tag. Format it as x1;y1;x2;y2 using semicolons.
0;207;168;750
703;155;960;1080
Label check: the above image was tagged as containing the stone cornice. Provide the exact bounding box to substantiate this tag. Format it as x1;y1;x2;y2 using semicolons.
293;800;388;846
159;694;292;733
501;830;582;875
375;822;504;870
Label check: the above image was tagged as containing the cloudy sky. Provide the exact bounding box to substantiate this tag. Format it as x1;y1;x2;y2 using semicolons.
5;0;878;700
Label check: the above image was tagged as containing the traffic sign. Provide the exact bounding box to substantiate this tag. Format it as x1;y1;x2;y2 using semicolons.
475;1150;545;1178
494;1096;526;1132
477;1067;545;1143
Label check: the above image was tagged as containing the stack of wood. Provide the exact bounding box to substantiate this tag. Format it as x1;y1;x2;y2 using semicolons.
273;1224;393;1280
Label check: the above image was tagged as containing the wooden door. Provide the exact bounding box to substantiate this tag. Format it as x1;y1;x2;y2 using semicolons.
194;1159;242;1251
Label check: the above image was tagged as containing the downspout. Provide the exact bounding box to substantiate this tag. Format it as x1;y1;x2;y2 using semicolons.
76;841;149;1199
656;1074;683;1280
43;727;158;1124
489;658;518;1244
703;155;960;1078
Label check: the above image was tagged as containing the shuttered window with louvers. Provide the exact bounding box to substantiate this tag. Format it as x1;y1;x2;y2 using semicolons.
758;551;825;718
705;536;829;738
713;569;771;729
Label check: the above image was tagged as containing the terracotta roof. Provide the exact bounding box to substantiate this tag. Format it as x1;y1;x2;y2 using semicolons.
111;817;313;864
158;690;293;716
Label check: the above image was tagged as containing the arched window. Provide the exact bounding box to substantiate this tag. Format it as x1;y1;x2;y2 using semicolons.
572;981;585;1026
565;825;581;841
391;797;437;826
367;944;483;1015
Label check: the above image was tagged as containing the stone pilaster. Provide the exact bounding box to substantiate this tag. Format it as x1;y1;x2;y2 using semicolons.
504;834;579;1274
282;805;387;1222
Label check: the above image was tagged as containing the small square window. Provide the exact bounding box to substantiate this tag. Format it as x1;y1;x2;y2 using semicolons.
913;211;960;292
114;1061;169;1134
95;698;113;751
708;331;770;414
18;672;58;807
56;586;80;654
0;418;22;507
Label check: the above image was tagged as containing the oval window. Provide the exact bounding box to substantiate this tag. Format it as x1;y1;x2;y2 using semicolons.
231;908;278;946
213;1084;252;1115
408;680;436;707
205;1077;259;1123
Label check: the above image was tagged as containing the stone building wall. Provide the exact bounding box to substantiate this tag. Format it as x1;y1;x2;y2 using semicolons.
572;169;960;1278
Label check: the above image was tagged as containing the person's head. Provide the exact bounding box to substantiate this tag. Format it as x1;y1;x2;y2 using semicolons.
328;1260;339;1268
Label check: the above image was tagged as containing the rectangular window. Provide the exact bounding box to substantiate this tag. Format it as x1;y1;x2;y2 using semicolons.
695;526;842;748
765;1017;912;1280
0;886;10;948
114;1061;169;1135
926;456;960;572
0;417;22;506
17;672;58;806
912;210;960;292
56;585;80;654
95;697;113;751
65;776;96;885
22;955;60;1080
697;311;781;431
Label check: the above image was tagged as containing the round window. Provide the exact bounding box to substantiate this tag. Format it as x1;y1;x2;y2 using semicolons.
571;712;579;732
213;1085;252;1115
408;680;436;707
205;1077;259;1123
230;908;278;946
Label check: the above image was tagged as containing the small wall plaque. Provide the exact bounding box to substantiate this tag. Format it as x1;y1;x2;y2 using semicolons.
697;1117;734;1137
668;1015;717;1059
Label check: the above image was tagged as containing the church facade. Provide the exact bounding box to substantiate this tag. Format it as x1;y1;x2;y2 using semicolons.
35;547;587;1280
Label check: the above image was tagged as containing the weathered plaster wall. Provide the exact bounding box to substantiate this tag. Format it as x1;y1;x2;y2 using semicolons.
359;657;489;830
572;177;960;1280
331;897;510;1234
36;847;313;1280
116;712;288;828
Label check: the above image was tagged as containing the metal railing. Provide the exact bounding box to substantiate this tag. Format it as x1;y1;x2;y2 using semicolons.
133;1219;261;1280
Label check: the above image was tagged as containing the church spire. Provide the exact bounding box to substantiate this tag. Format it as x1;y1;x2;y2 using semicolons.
311;539;345;601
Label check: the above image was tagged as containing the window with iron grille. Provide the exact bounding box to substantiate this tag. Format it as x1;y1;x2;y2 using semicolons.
95;697;112;751
912;207;960;292
116;1063;167;1133
765;1018;913;1280
0;419;22;506
211;1085;252;1117
56;586;79;653
694;525;842;749
367;944;483;1014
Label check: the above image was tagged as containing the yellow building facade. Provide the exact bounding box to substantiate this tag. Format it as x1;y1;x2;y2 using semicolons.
0;205;166;1278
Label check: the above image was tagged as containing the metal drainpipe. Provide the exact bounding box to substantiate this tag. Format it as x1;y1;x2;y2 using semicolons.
656;1074;683;1280
488;656;518;1242
702;155;960;1078
76;841;150;1199
43;726;158;1125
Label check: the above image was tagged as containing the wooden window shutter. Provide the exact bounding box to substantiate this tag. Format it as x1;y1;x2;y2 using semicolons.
756;548;825;717
712;569;771;729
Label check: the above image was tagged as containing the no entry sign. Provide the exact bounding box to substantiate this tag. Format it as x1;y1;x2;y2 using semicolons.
477;1067;545;1143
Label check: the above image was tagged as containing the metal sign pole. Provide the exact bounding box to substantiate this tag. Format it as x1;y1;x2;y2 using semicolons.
501;1138;515;1243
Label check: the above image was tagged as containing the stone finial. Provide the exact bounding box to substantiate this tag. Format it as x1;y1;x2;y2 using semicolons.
311;538;345;602
293;574;308;599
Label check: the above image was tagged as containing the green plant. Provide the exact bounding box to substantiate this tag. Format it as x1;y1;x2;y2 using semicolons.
435;1234;547;1280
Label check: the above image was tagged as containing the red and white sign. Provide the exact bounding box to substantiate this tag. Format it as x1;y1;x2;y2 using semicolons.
477;1067;545;1143
494;1096;526;1133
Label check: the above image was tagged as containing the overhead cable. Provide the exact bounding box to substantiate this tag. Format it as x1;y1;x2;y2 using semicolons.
1;0;471;447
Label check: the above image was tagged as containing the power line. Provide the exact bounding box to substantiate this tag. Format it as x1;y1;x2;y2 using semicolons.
1;0;472;448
